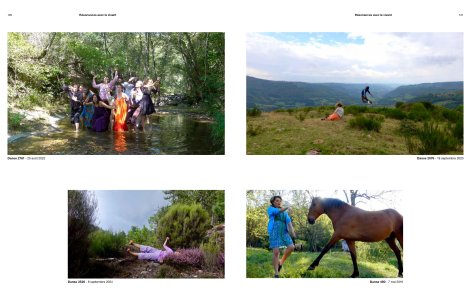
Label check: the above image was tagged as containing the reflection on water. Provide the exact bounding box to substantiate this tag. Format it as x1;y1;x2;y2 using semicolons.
8;113;220;155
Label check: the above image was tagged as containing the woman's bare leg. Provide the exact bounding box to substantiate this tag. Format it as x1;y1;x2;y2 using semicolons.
127;248;139;258
128;240;142;250
272;248;280;276
280;245;295;266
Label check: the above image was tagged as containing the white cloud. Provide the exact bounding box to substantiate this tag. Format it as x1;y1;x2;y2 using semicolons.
246;32;463;83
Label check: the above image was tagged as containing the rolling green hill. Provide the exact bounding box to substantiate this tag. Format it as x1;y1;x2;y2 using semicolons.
247;76;464;110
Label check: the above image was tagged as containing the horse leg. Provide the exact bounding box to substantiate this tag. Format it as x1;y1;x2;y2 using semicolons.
346;240;359;278
386;236;403;277
396;225;403;250
307;235;340;271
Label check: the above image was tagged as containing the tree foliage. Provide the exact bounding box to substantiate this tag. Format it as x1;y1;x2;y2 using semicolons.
68;190;97;277
164;190;224;225
157;203;211;248
8;32;224;111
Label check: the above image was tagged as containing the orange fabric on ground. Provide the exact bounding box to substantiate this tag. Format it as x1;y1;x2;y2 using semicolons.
326;112;341;121
113;97;128;132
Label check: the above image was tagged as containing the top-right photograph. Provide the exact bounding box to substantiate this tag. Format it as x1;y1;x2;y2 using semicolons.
246;32;463;155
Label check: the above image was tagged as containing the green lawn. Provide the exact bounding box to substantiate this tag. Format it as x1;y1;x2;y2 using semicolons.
246;247;401;278
246;111;462;155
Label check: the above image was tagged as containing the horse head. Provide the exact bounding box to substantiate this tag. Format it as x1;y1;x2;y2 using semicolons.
308;197;324;224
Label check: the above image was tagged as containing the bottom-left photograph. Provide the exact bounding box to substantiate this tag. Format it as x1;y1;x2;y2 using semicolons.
68;190;225;279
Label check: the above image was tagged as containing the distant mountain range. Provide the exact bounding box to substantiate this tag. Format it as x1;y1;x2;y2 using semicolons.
247;76;463;110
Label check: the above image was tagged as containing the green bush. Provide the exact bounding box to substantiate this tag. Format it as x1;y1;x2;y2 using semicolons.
407;103;431;121
440;108;461;123
356;241;398;263
395;101;405;109
247;107;262;117
420;101;434;110
349;115;383;132
89;230;127;258
295;110;308;122
383;108;407;120
200;236;222;271
397;119;418;137
450;117;464;142
8;110;24;131
406;122;459;154
345;105;368;116
157;203;210;248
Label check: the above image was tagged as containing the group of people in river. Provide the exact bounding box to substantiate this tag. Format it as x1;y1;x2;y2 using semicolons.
63;70;161;132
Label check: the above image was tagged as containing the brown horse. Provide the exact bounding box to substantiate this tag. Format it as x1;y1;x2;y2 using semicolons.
307;197;403;278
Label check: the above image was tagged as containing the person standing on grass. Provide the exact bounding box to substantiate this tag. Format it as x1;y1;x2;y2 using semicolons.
267;195;296;278
127;237;174;263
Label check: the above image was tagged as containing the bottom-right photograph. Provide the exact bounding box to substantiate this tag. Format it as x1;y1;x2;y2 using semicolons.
246;190;403;278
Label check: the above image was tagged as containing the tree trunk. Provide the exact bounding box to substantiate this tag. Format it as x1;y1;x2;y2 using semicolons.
35;32;57;60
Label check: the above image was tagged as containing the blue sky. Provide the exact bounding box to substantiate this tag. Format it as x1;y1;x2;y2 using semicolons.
247;32;463;84
261;32;365;45
94;190;168;232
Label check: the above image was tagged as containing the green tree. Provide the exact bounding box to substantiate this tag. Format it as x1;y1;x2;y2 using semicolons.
157;203;210;248
68;190;97;277
164;190;224;225
127;225;157;247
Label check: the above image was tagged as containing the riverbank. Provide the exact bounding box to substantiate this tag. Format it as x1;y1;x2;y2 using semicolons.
8;105;67;143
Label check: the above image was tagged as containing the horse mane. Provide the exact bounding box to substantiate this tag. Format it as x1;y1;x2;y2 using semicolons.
322;198;349;212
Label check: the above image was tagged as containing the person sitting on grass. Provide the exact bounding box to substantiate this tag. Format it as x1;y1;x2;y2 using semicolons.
321;102;344;121
127;236;174;263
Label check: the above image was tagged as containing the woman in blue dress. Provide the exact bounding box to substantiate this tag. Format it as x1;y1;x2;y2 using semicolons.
80;90;95;129
267;195;296;278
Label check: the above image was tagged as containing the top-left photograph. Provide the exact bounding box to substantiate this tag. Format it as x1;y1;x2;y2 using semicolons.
7;32;225;155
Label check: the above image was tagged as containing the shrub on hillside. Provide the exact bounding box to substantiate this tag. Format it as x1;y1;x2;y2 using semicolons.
200;234;224;271
450;117;464;142
247;107;262;117
440;108;461;123
395;101;405;109
407;102;431;121
406;122;459;154
247;124;263;136
345;105;368;116
349;115;383;132
397;119;418;137
383;108;407;120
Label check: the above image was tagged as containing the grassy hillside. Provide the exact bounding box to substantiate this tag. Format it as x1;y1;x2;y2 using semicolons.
247;248;400;278
247;104;463;155
384;82;464;99
247;76;397;110
247;76;464;110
